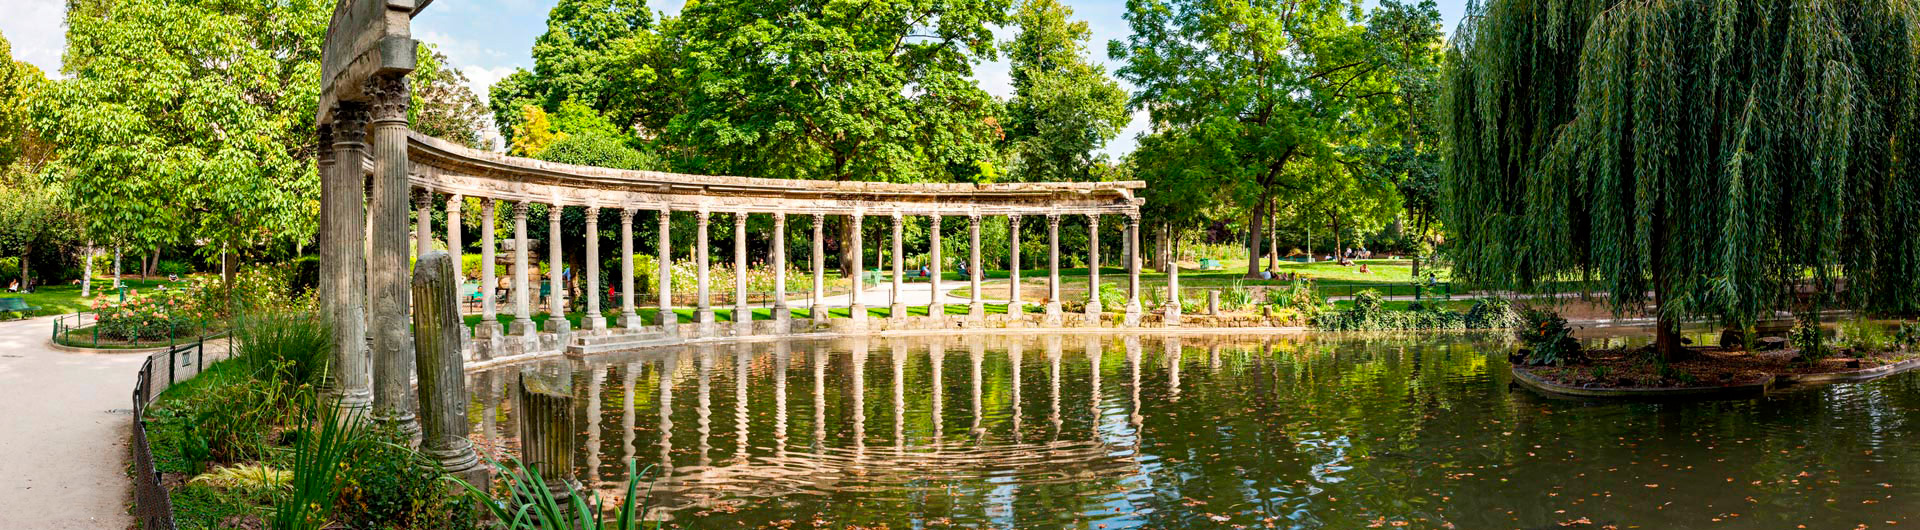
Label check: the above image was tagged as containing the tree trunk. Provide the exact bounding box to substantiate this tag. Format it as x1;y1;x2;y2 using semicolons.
836;216;855;278
222;247;237;292
1266;202;1278;272
1245;201;1266;278
146;248;157;278
20;247;30;290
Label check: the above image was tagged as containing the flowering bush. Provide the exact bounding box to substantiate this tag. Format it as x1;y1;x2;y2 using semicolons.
91;288;205;341
1516;308;1583;366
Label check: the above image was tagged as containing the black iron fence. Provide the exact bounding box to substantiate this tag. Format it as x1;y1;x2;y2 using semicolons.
129;337;208;530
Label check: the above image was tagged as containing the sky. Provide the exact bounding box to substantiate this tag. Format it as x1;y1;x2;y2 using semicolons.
0;0;1470;158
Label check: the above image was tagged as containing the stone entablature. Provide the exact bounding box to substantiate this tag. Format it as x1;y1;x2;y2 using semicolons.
403;133;1144;216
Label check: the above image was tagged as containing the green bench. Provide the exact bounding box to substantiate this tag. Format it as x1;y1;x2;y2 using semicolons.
862;269;887;285
0;297;40;319
1199;258;1224;271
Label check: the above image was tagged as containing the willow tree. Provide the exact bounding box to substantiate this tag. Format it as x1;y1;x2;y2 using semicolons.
1443;0;1920;358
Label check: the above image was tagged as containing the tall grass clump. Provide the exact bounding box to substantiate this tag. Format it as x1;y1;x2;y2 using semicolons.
233;310;332;393
455;458;660;530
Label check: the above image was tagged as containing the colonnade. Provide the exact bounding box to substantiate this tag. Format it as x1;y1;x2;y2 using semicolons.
407;191;1157;336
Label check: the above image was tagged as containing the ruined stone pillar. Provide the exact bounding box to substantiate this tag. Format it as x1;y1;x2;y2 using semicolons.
409;252;487;489
546;204;570;335
695;210;714;326
656;209;675;329
1126;213;1142;325
1086;214;1103;316
772;212;789;325
620;209;639;328
849;212;866;324
478;199;502;339
967;213;984;321
810;212;825;322
323;106;372;414
1166;225;1182;326
1007;215;1023;317
518;373;577;501
733;212;750;324
583;206;605;330
415;190;432;256
367;76;417;439
889;212;905;317
510;201;536;336
929;215;945;319
1044;214;1062;323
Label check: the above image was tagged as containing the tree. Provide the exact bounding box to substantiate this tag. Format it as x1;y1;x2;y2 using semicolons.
1002;0;1130;182
411;43;491;149
1112;0;1444;278
489;0;655;144
40;0;326;286
1442;0;1920;359
0;30;51;182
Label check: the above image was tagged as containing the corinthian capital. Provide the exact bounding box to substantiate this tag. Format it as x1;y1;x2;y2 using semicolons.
366;75;410;124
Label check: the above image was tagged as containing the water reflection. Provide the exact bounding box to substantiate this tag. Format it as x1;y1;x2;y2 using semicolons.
469;332;1920;528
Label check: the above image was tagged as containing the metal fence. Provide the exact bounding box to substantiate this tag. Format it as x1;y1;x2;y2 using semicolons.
129;337;208;530
54;311;222;350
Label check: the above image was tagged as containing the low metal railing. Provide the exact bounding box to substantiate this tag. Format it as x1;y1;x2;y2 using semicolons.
129;337;208;530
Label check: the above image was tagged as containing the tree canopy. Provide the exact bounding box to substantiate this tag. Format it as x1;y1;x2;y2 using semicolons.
1443;0;1920;356
1002;0;1131;182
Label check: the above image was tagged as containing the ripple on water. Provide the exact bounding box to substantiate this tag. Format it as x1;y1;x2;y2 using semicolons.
467;333;1920;528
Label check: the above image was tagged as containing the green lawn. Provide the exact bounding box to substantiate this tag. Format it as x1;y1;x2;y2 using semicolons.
947;258;1465;301
460;301;1048;329
2;278;171;319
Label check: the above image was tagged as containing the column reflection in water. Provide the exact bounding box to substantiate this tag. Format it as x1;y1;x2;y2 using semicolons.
890;340;906;451
697;347;713;471
930;339;946;446
1126;336;1143;438
1086;336;1103;439
1046;336;1062;439
773;341;789;460
850;339;868;462
811;344;827;452
735;344;752;465
1165;337;1183;403
586;364;604;485
1008;338;1024;443
623;362;637;468
656;351;676;478
969;339;985;439
478;372;498;455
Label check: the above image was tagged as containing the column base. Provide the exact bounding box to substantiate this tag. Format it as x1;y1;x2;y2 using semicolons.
508;318;538;337
657;310;678;327
811;304;830;324
1124;303;1143;326
968;302;986;322
1085;301;1103;317
889;303;907;319
734;304;752;323
1164;304;1182;326
1004;302;1024;319
475;319;504;339
929;303;946;321
375;412;422;445
426;442;490;496
773;304;791;324
850;304;868;324
1043;302;1063;326
619;312;643;329
544;315;572;334
697;309;717;325
581;313;608;331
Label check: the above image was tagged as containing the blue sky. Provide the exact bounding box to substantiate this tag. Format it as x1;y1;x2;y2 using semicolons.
2;0;1470;157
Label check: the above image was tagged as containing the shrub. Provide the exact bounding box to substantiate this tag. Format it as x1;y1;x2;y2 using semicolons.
335;427;476;529
1516;308;1583;366
1464;297;1519;328
233;311;331;393
1895;321;1920;350
1219;280;1254;311
456;457;657;530
157;259;192;277
91;288;203;341
1789;319;1831;360
178;373;285;464
1840;317;1889;352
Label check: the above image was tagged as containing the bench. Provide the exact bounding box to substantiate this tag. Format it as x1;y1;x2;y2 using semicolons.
0;297;40;319
862;269;888;285
1199;258;1223;271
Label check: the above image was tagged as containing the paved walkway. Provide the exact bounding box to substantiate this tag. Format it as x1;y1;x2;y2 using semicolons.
0;316;142;529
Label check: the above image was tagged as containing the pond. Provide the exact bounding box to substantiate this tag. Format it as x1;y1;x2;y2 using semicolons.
466;332;1920;528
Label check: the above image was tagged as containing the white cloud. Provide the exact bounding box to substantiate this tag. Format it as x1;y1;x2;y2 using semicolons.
459;64;517;103
0;0;68;77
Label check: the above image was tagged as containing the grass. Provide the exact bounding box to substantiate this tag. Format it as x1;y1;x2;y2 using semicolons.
946;258;1465;301
3;277;172;319
461;301;1046;329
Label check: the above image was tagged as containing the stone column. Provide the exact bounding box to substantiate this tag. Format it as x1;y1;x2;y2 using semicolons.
545;204;570;335
849;212;866;324
445;195;463;287
322;106;372;415
967;213;984;321
620;209;639;328
695;210;715;326
889;212;905;317
811;213;827;324
1126;213;1143;325
510;202;536;337
1044;214;1062;323
478;200;502;339
733;212;750;325
1086;214;1103;316
409;252;487;488
772;212;789;325
367;76;418;439
656;209;675;329
929;215;945;319
518;373;578;501
583;206;605;330
415;190;432;256
1007;215;1023;317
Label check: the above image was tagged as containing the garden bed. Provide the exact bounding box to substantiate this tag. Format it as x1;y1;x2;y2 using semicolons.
56;324;219;350
1515;346;1920;398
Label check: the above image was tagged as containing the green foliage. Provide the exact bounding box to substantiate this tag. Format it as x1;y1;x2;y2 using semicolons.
1840;317;1890;352
89;289;204;341
188;463;291;492
156;260;190;277
1463;297;1520;329
1315;290;1473;331
1895;322;1920;351
233;311;331;393
537;132;662;171
410;43;492;150
1442;0;1920;345
273;397;366;530
1002;0;1130;182
1219;281;1255;311
1516;309;1583;366
1789;320;1831;361
42;0;326;263
454;457;659;530
334;427;476;529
